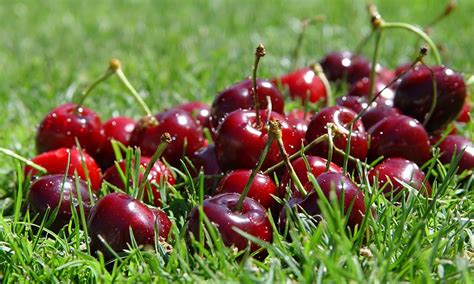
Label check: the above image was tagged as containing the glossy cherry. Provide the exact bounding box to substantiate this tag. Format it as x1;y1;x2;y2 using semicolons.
215;170;277;209
209;79;284;133
305;106;368;168
129;108;206;166
367;158;432;199
320;51;371;84
273;67;327;105
346;56;372;84
286;110;311;143
187;193;272;253
189;144;220;176
95;116;136;170
28;174;96;231
280;155;343;198
368;115;431;165
215;110;300;172
25;147;102;191
336;95;372;113
436;135;474;172
361;105;401;129
103;157;175;207
347;77;395;105
175;101;211;128
88;192;171;258
394;65;467;132
36;103;105;156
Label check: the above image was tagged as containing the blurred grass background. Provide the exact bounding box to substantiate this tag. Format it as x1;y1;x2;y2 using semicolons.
0;0;472;166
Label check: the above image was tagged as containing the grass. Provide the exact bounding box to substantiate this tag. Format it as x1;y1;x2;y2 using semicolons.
0;0;473;282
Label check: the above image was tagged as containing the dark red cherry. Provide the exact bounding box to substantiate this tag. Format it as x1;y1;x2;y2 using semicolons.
280;172;367;229
175;101;211;128
103;157;175;207
215;170;277;209
36;103;105;156
187;193;272;253
319;51;353;82
280;155;343;198
395;63;413;77
88;192;171;258
346;56;371;84
274;67;326;105
215;110;300;172
368;115;431;165
129;109;206;166
209;79;284;133
367;158;432;199
436;135;474;172
336;95;372;113
378;67;396;85
189;144;220;176
28;174;96;231
457;98;470;123
361;105;401;129
347;77;395;104
95;116;136;170
25;147;102;191
394;65;467;132
305;106;368;168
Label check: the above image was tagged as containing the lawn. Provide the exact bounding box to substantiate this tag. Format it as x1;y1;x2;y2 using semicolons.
0;0;473;282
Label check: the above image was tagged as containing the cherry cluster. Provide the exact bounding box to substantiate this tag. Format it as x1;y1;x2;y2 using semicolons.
3;5;473;260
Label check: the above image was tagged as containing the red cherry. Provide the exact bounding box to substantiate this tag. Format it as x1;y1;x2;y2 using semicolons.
347;77;395;104
215;110;300;172
175;101;211;128
28;174;96;231
367;158;432;199
189;144;220;176
274;67;326;104
209;79;284;133
319;51;353;82
36;103;105;156
336;95;372;113
215;170;277;209
280;155;343;198
361;105;401;129
88;192;171;258
436;135;474;172
368;115;431;166
394;65;467;132
187;193;272;253
95;116;136;170
305;106;368;168
129;109;206;166
103;157;175;207
346;56;371;84
25;147;102;191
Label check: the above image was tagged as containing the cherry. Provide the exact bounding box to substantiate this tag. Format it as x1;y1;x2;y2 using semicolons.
346;56;372;84
361;105;401;129
457;98;470;123
368;115;431;166
215;110;300;172
187;193;272;253
280;172;367;229
215;170;277;209
88;192;171;258
305;106;368;168
273;67;327;104
189;144;220;176
95;116;136;170
347;77;395;104
175;101;211;128
435;135;474;172
319;51;353;82
367;158;431;199
25;147;102;192
209;79;284;133
394;65;467;132
378;67;396;85
129;108;206;167
103;157;175;207
28;174;96;231
280;155;343;198
36;103;105;156
287;109;312;122
336;95;372;113
286;110;311;143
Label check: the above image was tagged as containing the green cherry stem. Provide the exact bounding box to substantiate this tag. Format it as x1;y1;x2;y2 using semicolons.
235;124;273;212
269;120;307;198
311;63;333;107
252;44;266;127
75;63;115;112
290;15;325;70
0;147;47;174
368;29;383;101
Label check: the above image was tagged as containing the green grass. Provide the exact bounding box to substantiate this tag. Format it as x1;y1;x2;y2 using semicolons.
0;0;473;282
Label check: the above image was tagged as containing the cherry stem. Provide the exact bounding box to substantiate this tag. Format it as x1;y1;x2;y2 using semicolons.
252;44;266;127
368;30;383;101
290;16;325;70
75;66;115;111
332;145;371;169
235;124;273;212
269;120;307;197
110;59;153;117
263;133;328;175
138;133;171;198
311;63;333;107
0;147;47;174
425;0;456;29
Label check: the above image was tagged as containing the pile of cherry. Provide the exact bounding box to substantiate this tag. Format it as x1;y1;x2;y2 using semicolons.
6;15;473;260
